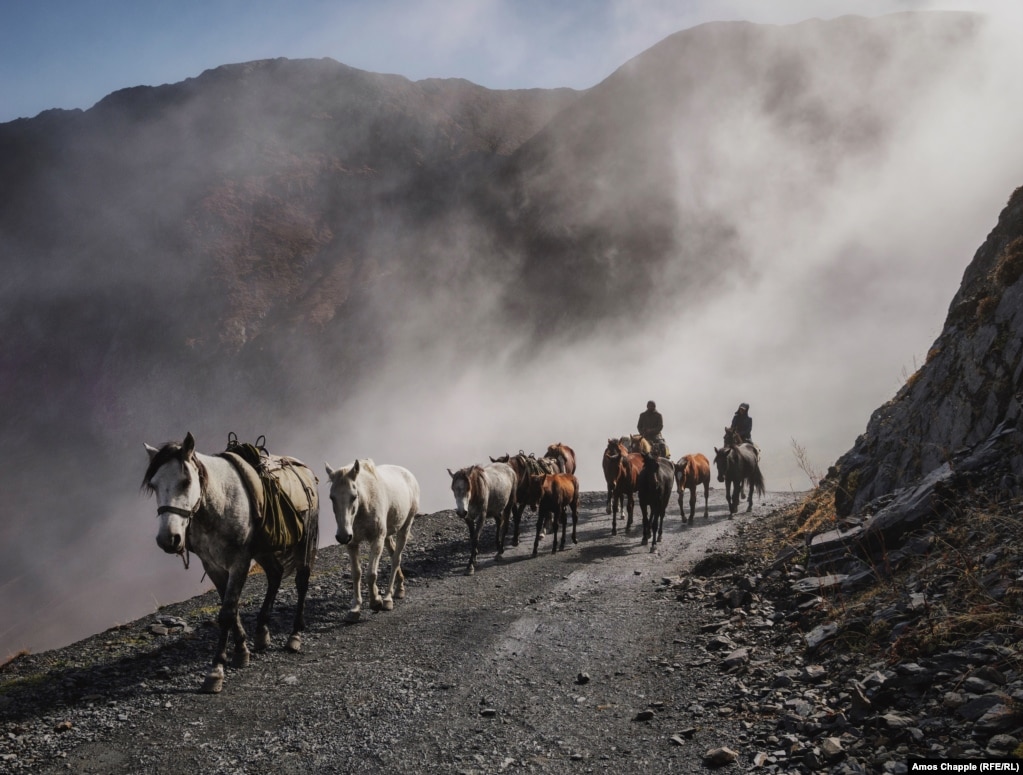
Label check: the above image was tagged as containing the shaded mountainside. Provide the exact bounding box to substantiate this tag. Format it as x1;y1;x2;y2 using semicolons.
834;186;1023;513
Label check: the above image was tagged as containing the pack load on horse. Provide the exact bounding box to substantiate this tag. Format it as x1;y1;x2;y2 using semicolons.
324;459;420;623
447;462;517;575
637;401;671;458
543;443;577;474
489;451;559;546
142;432;319;694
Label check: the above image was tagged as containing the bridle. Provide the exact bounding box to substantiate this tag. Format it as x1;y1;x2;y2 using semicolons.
155;458;208;569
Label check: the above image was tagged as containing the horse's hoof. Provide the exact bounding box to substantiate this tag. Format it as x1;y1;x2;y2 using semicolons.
232;650;250;669
286;634;302;653
396;587;406;600
572;537;578;544
465;566;475;576
255;631;271;652
200;675;224;694
494;554;503;562
345;609;362;623
382;599;394;611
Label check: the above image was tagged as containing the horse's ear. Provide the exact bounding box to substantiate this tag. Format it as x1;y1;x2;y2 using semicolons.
489;456;497;462
325;463;336;479
145;443;159;461
182;432;195;458
347;459;361;479
447;468;455;479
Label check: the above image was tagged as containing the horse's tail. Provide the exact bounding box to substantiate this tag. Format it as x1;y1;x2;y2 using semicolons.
751;462;766;499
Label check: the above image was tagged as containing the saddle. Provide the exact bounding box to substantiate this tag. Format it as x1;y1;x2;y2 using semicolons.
219;434;317;553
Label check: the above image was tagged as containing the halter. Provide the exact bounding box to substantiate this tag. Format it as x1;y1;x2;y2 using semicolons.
154;458;208;570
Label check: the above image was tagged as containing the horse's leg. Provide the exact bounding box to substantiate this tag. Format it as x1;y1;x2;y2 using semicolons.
625;491;635;532
203;562;250;693
368;537;386;612
703;481;710;519
605;483;612;515
467;509;485;575
557;506;567;552
511;502;523;547
254;559;284;652
688;486;696;525
346;543;363;622
532;508;545;557
288;561;311;653
382;528;411;611
611;489;619;535
385;534;408;600
495;503;511;559
746;476;754;513
570;499;579;545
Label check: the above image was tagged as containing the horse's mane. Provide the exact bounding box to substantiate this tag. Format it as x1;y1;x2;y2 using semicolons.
141;441;209;497
141;441;184;493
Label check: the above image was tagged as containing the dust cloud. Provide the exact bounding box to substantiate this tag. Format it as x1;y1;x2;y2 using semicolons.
6;8;1023;660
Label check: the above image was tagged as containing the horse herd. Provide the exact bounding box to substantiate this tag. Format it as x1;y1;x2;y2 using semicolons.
141;432;764;693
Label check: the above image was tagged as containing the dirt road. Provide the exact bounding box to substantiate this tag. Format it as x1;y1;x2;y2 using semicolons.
4;488;801;774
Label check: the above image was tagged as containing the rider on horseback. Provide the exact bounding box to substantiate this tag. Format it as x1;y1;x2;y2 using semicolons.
729;402;753;444
638;400;668;457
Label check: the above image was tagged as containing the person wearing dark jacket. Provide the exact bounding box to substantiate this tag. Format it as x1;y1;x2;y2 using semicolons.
729;403;753;443
638;400;663;442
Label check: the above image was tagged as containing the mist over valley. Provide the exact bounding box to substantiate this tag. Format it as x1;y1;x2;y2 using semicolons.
3;10;1022;658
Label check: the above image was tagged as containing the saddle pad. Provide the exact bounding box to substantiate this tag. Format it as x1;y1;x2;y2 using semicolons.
220;451;317;551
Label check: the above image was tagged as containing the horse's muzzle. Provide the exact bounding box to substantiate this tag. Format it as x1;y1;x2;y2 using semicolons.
156;533;183;554
335;533;352;546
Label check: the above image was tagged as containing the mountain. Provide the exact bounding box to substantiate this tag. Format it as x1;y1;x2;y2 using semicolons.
834;185;1023;513
0;10;1004;658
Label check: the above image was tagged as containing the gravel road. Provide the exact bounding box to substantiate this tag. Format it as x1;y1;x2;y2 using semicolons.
1;488;802;774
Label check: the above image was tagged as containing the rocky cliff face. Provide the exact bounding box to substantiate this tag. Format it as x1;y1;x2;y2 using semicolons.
835;187;1023;514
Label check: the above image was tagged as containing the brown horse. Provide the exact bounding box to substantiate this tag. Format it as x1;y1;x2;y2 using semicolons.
674;453;711;523
489;452;559;545
604;440;644;535
544;443;576;475
531;473;580;556
602;439;625;517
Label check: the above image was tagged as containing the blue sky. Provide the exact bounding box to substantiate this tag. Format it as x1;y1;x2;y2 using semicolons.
1;0;1005;124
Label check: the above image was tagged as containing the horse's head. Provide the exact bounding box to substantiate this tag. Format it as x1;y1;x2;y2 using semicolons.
712;447;728;482
447;467;472;522
325;459;369;545
143;432;203;557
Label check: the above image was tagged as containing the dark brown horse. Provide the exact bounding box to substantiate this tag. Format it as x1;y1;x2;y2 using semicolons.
713;443;765;515
531;473;580;556
638;454;675;551
674;453;711;523
602;439;626;517
489;452;559;545
544;443;576;475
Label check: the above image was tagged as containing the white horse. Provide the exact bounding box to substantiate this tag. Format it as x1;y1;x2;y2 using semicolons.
324;459;420;622
143;433;319;694
447;462;517;575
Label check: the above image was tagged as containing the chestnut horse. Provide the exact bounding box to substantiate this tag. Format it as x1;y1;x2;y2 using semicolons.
603;439;644;535
544;443;577;475
674;453;711;523
531;473;580;556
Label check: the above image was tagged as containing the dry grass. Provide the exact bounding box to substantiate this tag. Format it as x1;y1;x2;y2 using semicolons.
743;475;1023;663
